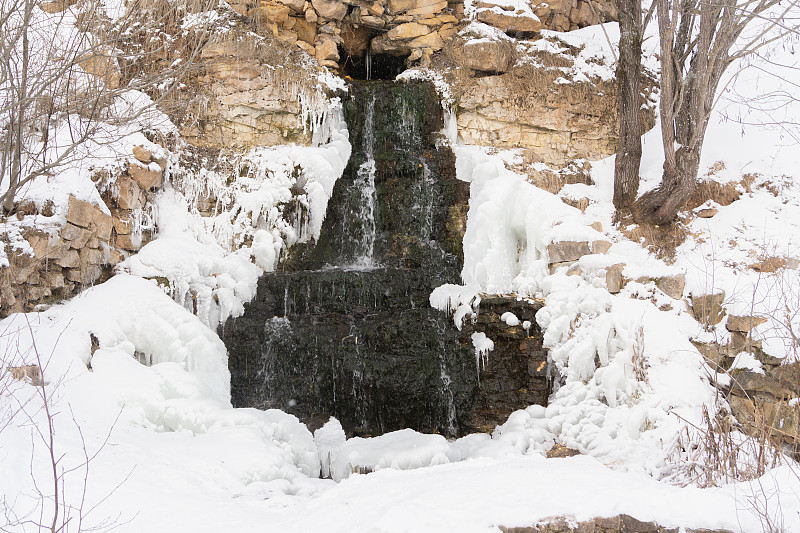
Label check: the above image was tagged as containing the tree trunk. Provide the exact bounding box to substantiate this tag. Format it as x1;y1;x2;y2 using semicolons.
613;0;643;211
635;146;701;225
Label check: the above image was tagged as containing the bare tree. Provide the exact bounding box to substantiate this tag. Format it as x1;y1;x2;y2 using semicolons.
0;0;217;214
631;0;800;225
613;0;655;212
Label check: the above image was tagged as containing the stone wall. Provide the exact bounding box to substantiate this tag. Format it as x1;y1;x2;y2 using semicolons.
501;515;733;533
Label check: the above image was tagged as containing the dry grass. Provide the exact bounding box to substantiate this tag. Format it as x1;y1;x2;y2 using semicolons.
617;212;691;262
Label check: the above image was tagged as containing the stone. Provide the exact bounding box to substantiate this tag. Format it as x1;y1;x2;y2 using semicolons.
690;292;726;326
387;0;423;14
116;233;142;251
131;145;152;163
62;223;92;248
311;0;347;20
462;39;513;73
55;249;80;269
26;232;70;260
546;241;590;263
40;0;76;12
128;160;163;190
655;273;685;299
592;240;612;254
359;15;385;28
116;177;145;210
305;8;318;22
113;214;133;235
260;3;291;24
78;50;121;89
408;32;444;51
278;0;306;12
406;0;447;17
605;263;626;294
729;370;794;399
80;247;104;266
477;9;542;33
44;270;66;289
66;196;113;241
386;22;431;40
697;207;718;218
315;34;340;61
590;221;603;232
294;18;317;44
726;314;768;333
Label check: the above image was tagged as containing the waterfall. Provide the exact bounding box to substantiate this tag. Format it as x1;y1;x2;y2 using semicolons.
350;92;377;268
225;81;483;438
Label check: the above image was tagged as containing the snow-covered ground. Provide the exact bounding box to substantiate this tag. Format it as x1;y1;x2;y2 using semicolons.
3;5;800;532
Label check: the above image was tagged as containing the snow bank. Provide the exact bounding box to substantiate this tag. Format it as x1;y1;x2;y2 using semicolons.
0;274;321;521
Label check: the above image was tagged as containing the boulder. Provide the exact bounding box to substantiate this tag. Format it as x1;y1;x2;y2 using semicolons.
605;263;625;294
726;314;768;333
128;161;163;190
66;196;113;241
115;177;146;211
655;274;685;299
690;292;726;326
546;241;590;263
259;3;291;24
387;22;431;40
315;34;340;62
462;39;514;73
477;9;542;33
311;0;347;20
62;223;92;249
278;0;306;12
294;18;317;44
132;145;152;163
592;240;612;255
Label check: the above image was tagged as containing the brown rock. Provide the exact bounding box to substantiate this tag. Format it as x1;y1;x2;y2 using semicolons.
606;263;626;294
311;0;347;20
408;32;444;51
462;39;513;73
406;0;447;17
278;0;306;12
592;240;612;255
690;292;726;326
655;274;685;299
80;247;104;266
132;145;152;163
726;314;768;333
116;233;141;251
590;221;603;232
546;241;590;263
44;270;66;289
39;0;77;13
477;9;542;33
113;214;133;235
66;196;113;241
62;223;92;248
729;370;795;400
315;34;340;61
697;207;718;218
116;177;145;210
56;249;80;269
387;22;431;40
260;3;291;24
128;161;163;190
294;18;317;44
78;51;121;89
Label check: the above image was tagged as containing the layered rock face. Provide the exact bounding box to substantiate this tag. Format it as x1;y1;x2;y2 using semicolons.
224;0;617;73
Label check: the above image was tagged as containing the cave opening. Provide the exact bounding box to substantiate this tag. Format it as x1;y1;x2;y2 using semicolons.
341;49;409;80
